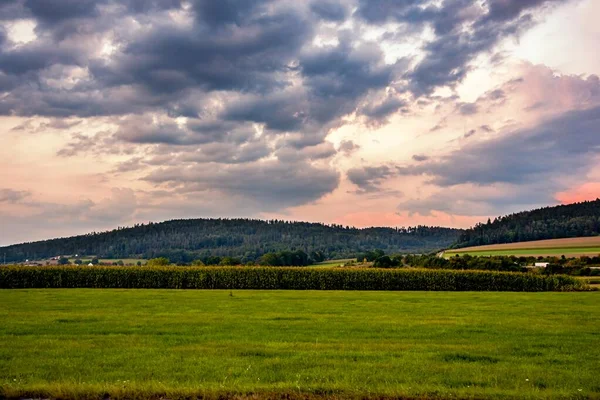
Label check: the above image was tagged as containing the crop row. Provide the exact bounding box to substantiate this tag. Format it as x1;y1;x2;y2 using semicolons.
0;266;586;291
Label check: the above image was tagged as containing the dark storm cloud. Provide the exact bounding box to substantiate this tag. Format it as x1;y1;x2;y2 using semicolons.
192;0;274;27
301;40;396;99
310;0;348;21
408;14;527;95
0;42;79;75
0;0;576;214
359;95;407;122
90;9;310;96
347;166;395;193
355;0;436;25
397;106;600;187
124;0;183;13
23;0;100;24
483;0;563;22
144;160;340;210
300;39;404;127
1;0;561;121
179;141;272;164
356;0;566;95
220;91;307;132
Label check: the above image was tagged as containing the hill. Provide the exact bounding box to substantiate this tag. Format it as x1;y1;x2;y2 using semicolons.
0;219;461;263
455;199;600;248
445;236;600;257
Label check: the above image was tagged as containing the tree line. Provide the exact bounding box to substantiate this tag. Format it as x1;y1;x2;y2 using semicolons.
455;199;600;248
359;251;600;276
0;218;461;263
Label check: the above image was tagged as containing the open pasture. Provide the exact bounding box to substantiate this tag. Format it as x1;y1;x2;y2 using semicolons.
307;258;355;267
446;236;600;257
1;289;599;399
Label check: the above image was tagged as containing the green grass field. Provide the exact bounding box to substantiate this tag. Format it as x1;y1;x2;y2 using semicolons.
1;290;599;399
445;247;600;257
307;258;355;267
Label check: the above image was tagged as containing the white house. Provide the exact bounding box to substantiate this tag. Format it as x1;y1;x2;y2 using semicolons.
534;262;550;267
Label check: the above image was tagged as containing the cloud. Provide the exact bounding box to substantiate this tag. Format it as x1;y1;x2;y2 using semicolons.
458;102;478;115
356;0;567;95
0;187;139;245
338;140;360;155
91;8;311;95
412;154;429;162
145;159;340;211
0;188;30;203
359;94;407;124
347;166;396;193
310;0;348;22
397;182;554;216
395;106;600;214
0;0;587;243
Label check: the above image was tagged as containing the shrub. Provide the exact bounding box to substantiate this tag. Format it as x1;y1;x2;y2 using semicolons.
373;256;399;268
218;257;242;266
0;266;586;292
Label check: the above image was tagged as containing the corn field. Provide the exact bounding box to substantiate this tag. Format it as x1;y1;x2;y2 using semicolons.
0;265;586;291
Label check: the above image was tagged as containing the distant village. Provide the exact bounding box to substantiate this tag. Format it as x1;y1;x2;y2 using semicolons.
16;255;144;267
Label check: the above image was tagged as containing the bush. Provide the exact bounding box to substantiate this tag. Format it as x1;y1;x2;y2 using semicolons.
0;266;586;292
218;257;242;266
373;256;401;268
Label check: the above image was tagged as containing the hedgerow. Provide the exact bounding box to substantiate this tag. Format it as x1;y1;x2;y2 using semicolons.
0;266;586;291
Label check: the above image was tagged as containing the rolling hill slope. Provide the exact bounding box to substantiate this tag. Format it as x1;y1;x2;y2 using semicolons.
446;236;600;257
0;219;461;263
455;199;600;248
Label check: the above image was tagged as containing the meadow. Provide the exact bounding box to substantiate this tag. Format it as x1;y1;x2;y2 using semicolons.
1;289;599;400
445;236;600;257
307;259;355;267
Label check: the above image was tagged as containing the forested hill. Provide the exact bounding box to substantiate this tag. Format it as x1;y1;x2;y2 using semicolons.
1;219;462;263
455;199;600;248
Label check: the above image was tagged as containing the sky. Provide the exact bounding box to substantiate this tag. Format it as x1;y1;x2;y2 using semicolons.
1;0;599;245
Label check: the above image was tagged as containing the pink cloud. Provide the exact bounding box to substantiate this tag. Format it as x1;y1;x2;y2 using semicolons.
332;211;483;229
556;183;600;204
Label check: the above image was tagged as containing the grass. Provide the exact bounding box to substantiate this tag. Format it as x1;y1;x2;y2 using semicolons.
306;259;355;267
1;290;599;399
577;276;600;289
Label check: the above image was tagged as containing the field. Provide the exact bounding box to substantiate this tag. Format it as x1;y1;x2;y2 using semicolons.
446;236;600;257
67;258;147;265
1;290;599;400
307;258;355;267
